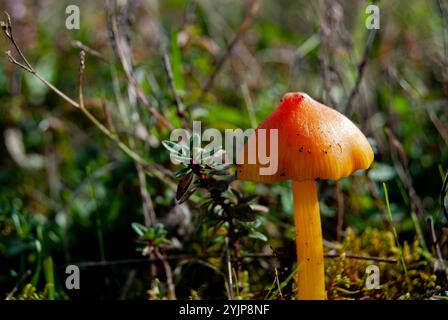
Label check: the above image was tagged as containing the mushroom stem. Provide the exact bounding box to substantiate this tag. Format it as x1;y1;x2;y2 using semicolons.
292;180;326;300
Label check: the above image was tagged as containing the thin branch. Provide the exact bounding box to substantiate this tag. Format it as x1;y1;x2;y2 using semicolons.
1;12;177;198
274;267;283;299
317;0;335;107
78;51;86;106
427;216;447;275
326;253;397;264
385;128;426;219
162;48;186;120
107;5;160;227
109;10;173;130
335;181;345;241
241;82;257;128
200;0;261;100
61;251;399;269
366;176;391;229
5;50;32;72
345;28;378;112
225;237;234;300
441;169;448;221
101;99;117;134
436;0;448;57
5;269;32;300
154;248;176;300
71;40;108;63
136;162;157;226
5;50;80;108
2;17;80;109
427;108;448;146
2;12;79;108
76;51;150;166
1;11;33;71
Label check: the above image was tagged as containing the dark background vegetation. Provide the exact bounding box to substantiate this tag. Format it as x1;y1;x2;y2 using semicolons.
0;0;447;300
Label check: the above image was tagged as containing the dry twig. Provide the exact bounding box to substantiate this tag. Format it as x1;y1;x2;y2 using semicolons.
385;128;426;219
441;170;448;221
154;248;177;300
64;252;398;269
162;48;186;121
1;11;175;194
427;216;447;276
346;28;378;112
200;0;261;101
109;9;173;130
72;40;108;63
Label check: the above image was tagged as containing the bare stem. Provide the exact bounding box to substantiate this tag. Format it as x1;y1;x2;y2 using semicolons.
162;48;186;120
109;10;173;130
441;169;448;221
154;248;177;300
77;51;150;166
2;11;33;70
1;14;161;173
199;0;261;100
59;252;399;269
72;40;108;63
136;162;157;226
225;237;234;300
345;27;378;112
427;216;447;276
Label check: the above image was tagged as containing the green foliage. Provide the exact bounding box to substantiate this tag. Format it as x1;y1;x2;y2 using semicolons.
132;222;171;247
9;283;48;300
162;136;268;245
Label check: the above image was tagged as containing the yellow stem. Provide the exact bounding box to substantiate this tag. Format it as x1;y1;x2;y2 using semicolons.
292;180;326;300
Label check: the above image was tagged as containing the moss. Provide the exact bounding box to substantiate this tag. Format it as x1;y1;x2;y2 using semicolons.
324;227;447;300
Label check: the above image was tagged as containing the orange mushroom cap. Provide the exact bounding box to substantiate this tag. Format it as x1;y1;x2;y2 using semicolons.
236;92;374;183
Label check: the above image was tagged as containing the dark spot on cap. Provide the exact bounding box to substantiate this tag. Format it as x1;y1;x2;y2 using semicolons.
299;146;304;152
280;172;285;176
323;150;328;154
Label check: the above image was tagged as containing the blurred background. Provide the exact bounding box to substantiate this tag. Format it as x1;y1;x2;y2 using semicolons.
0;0;447;299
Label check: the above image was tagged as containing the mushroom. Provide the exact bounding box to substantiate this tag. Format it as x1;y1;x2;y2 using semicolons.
236;92;374;299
